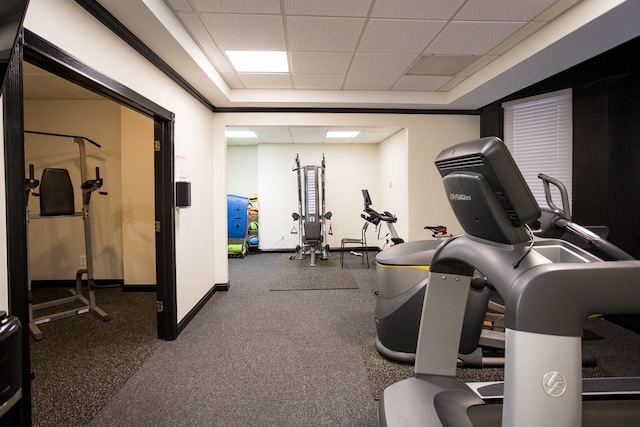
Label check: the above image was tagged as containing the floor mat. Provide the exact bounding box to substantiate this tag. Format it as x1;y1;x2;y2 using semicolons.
270;253;359;290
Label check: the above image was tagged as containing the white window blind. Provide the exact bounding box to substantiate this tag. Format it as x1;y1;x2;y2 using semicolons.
503;89;573;210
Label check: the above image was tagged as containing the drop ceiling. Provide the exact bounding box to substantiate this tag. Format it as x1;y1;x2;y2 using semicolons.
91;0;640;109
22;0;640;143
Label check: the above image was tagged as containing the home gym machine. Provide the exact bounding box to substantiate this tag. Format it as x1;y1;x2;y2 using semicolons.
291;154;332;266
25;131;110;340
379;136;640;427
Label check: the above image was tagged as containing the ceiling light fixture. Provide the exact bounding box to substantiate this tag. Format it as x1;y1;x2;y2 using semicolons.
226;51;289;73
226;130;257;138
326;131;360;138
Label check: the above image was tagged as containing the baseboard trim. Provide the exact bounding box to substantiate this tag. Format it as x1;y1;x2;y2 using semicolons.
214;281;230;291
177;284;218;335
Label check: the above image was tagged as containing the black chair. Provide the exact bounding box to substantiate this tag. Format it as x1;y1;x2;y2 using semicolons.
340;222;369;268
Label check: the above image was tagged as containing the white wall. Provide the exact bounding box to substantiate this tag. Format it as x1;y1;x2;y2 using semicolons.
25;0;218;321
377;129;409;241
227;143;379;251
222;112;480;251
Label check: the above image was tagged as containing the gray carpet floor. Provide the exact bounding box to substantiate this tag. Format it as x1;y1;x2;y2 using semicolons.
30;251;640;426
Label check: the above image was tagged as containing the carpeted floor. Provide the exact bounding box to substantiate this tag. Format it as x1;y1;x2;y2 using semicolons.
28;251;640;426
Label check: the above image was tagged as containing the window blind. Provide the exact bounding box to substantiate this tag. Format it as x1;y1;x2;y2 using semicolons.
503;89;573;211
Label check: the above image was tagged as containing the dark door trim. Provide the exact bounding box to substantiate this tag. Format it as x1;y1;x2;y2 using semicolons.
3;29;31;427
3;28;180;425
22;29;178;340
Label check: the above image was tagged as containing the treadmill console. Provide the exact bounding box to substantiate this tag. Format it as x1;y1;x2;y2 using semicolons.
434;137;540;245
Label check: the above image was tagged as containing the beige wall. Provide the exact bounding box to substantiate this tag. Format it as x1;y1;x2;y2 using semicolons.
24;100;123;280
120;107;155;285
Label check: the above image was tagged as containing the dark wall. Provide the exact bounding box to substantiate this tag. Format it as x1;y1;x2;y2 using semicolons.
480;36;640;258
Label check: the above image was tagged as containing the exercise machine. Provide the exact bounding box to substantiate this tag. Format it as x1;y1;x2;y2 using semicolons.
291;154;332;266
361;189;404;247
379;136;640;426
374;171;616;366
373;225;454;363
362;188;461;363
25;131;110;340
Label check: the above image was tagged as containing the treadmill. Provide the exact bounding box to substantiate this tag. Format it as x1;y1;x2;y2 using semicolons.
378;136;640;427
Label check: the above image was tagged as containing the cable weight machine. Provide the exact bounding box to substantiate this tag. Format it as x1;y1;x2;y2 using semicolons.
291;154;332;266
25;131;110;340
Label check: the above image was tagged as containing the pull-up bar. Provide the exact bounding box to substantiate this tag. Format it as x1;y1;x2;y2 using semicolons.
25;130;102;148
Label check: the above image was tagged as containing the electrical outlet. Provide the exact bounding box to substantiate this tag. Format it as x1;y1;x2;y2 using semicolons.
80;255;86;266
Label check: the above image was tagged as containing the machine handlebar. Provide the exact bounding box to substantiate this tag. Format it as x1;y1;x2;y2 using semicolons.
361;206;398;225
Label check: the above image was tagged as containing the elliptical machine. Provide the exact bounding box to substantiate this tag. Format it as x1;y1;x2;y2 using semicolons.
379;136;640;427
364;188;457;363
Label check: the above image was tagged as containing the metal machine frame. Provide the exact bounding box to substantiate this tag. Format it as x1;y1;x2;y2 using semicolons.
379;137;640;427
25;131;110;340
291;154;332;266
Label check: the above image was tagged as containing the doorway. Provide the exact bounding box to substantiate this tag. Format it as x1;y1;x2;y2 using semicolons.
2;30;178;425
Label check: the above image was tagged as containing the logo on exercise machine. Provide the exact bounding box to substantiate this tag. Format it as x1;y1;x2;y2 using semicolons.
449;193;471;201
542;371;567;397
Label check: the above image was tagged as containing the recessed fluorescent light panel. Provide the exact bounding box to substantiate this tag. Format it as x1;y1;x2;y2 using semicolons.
226;51;289;73
326;131;360;138
226;130;257;138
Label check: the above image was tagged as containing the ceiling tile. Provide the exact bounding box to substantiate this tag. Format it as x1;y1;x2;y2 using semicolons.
283;0;372;17
201;14;286;50
238;73;293;89
371;0;465;19
293;74;345;90
204;49;234;73
489;21;546;55
188;29;219;50
456;55;498;77
455;0;558;21
349;53;418;75
437;76;465;91
407;55;476;75
535;0;582;21
190;0;281;14
290;51;353;74
220;71;244;88
392;75;452;91
166;0;193;12
354;130;399;143
287;16;366;51
344;75;398;90
358;19;447;53
176;12;205;30
426;21;525;55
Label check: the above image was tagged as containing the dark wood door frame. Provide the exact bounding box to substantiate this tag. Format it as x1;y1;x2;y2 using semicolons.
2;29;178;424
